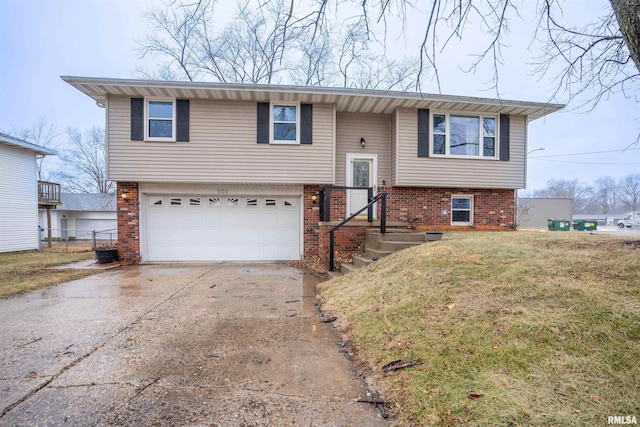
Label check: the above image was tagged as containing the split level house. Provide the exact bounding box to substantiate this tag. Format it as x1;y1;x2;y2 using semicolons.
0;132;58;253
63;76;563;266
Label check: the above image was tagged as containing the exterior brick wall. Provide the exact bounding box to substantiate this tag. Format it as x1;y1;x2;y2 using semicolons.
303;185;516;270
116;182;140;264
115;183;514;266
303;185;323;257
380;186;516;230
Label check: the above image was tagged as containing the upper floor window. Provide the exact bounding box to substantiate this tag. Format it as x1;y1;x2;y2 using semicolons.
146;99;175;141
271;103;299;144
431;113;497;158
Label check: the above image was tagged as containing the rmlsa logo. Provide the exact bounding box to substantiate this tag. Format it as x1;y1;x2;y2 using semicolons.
608;415;638;425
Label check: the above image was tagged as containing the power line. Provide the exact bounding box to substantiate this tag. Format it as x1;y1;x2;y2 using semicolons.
530;158;640;165
530;147;640;158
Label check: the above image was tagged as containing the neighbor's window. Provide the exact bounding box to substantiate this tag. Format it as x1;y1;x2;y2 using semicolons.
432;113;497;158
451;195;473;225
146;99;175;140
272;103;298;143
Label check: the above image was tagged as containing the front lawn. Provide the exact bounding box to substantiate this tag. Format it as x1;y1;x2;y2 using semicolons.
319;231;640;426
0;242;97;298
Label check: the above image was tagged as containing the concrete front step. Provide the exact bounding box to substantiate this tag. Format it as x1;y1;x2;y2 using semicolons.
326;270;344;279
365;248;393;260
340;263;361;274
352;255;376;268
366;229;427;242
378;240;423;252
327;229;432;278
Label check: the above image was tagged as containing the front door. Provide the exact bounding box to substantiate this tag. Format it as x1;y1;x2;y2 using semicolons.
60;218;68;240
347;154;377;218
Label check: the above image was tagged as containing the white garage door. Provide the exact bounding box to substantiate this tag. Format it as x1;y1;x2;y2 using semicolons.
144;195;301;262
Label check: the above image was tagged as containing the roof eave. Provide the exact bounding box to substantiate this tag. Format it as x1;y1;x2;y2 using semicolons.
61;76;565;120
0;133;57;156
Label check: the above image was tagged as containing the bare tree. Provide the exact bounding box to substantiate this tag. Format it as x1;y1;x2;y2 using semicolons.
618;173;640;210
54;127;113;194
534;0;640;112
5;116;58;181
593;176;620;214
295;1;639;100
140;0;303;84
138;0;425;89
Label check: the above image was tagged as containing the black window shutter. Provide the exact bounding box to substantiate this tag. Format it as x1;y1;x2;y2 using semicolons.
131;98;144;141
499;114;510;161
417;108;430;157
176;99;190;142
257;102;270;144
300;103;313;145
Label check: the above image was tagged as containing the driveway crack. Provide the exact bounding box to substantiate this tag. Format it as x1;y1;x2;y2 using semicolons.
0;265;221;420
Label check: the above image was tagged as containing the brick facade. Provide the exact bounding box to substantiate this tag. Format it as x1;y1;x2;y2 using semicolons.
303;185;516;261
380;186;516;230
115;182;514;266
116;182;141;264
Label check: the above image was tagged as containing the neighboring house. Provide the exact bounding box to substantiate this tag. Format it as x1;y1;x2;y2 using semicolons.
63;76;563;265
0;132;57;253
38;193;117;241
517;198;574;228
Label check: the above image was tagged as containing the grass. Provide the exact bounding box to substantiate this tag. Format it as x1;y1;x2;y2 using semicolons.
0;242;98;299
318;231;640;426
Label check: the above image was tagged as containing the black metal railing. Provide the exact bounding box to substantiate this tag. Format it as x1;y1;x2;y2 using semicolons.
319;186;376;222
328;193;387;272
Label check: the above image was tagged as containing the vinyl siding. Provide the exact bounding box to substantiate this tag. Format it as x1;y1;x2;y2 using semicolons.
107;96;334;184
0;145;39;252
396;108;526;189
335;112;391;186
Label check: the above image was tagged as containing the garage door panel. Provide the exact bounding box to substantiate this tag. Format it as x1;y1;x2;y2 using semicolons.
144;194;301;262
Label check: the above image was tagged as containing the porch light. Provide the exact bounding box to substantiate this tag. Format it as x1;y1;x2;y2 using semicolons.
311;195;317;204
121;191;129;200
360;137;366;148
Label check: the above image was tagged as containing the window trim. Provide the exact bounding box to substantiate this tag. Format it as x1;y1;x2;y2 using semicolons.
145;97;176;142
451;194;474;226
270;101;300;144
430;111;499;159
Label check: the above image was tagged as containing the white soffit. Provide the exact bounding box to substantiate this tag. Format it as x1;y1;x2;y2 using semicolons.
62;76;564;120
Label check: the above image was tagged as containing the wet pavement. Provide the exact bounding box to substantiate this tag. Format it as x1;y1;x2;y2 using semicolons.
0;264;388;426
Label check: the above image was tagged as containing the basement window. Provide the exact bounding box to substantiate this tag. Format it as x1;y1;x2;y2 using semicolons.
451;195;473;226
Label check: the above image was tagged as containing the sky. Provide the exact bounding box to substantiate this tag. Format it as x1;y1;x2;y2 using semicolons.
0;0;638;192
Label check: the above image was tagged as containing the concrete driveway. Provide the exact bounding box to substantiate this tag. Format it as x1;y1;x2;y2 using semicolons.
0;264;388;426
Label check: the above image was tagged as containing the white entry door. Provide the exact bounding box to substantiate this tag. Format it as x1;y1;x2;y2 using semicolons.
347;154;377;218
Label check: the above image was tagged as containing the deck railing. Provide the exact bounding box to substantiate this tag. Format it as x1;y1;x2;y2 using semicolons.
38;180;61;206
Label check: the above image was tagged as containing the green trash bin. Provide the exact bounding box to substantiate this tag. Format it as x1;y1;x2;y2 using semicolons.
548;219;571;231
573;220;598;231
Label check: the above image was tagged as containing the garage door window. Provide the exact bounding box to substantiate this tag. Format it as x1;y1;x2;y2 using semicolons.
209;197;221;207
190;197;201;206
227;198;239;207
246;198;258;207
170;198;182;206
151;198;163;206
